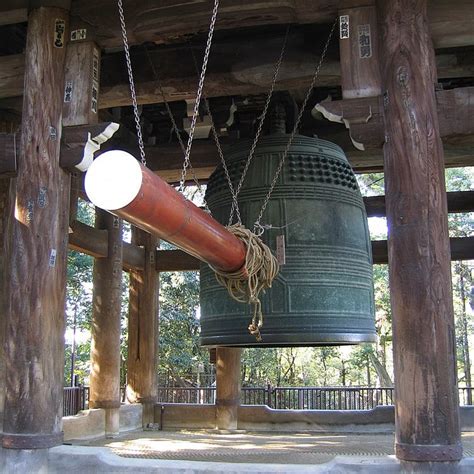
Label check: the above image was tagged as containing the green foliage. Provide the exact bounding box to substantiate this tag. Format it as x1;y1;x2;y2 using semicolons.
158;271;213;386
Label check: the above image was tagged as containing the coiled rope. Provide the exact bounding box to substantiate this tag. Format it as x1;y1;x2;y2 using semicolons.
211;225;279;341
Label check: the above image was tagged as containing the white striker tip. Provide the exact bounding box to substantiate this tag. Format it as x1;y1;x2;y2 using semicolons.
84;150;143;211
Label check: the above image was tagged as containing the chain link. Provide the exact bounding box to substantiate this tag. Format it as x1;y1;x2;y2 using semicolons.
253;18;338;234
117;0;146;165
144;45;210;210
228;25;290;226
179;0;219;193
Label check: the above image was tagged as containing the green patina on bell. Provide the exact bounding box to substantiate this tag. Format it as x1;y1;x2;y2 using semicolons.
200;134;376;347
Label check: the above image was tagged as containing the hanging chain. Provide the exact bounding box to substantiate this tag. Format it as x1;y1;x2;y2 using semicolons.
253;18;338;235
144;45;209;206
179;0;219;193
228;25;290;226
118;0;146;165
189;46;240;221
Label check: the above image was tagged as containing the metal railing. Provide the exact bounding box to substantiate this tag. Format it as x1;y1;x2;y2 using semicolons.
63;386;89;416
63;386;474;415
157;386;216;404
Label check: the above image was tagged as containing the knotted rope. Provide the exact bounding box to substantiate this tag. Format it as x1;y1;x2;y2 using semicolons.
211;225;279;341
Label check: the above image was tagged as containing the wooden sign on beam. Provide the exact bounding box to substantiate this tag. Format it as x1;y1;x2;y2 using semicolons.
63;41;101;126
338;4;382;99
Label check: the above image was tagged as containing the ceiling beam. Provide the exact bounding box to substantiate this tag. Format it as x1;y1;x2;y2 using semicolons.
63;0;474;50
1;40;473;105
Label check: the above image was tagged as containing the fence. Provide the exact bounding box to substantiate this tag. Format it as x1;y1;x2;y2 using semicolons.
63;385;474;416
63;386;89;416
156;386;395;410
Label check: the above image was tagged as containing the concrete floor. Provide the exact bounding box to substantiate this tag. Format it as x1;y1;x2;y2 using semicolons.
76;430;474;465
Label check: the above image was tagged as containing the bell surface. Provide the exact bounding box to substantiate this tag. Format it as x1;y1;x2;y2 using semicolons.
200;134;376;347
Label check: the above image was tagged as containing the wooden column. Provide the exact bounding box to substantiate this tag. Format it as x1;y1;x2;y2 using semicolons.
215;347;241;430
126;227;159;427
0;179;10;428
89;209;123;437
377;0;461;462
1;4;70;469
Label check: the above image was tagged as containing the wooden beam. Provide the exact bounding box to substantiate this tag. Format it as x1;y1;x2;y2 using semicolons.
0;54;24;100
364;191;474;217
156;236;474;272
65;0;474;50
1;43;472;106
315;87;474;150
155;249;200;272
0;133;17;176
68;219;145;271
372;237;474;264
69;216;474;273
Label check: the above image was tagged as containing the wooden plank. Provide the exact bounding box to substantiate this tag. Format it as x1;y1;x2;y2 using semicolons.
66;0;474;50
89;210;122;436
126;227;159;426
338;5;382;99
2;7;69;451
377;0;461;462
364;191;474;217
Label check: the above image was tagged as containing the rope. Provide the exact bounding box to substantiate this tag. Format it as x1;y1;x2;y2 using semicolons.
211;225;279;341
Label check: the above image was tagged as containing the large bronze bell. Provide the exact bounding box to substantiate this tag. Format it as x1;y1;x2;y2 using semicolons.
200;134;376;347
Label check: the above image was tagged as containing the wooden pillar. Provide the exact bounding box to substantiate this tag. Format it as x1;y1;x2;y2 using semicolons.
126;227;159;427
0;179;10;428
215;347;241;430
377;0;461;462
89;209;123;437
1;4;70;470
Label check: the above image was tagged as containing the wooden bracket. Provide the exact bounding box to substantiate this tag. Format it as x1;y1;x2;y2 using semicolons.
314;86;474;151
